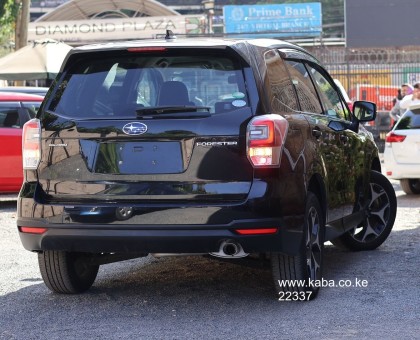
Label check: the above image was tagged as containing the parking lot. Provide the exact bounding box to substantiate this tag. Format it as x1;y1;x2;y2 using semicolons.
0;179;419;339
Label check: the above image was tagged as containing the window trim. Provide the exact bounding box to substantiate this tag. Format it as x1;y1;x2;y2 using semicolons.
303;61;353;122
278;48;353;121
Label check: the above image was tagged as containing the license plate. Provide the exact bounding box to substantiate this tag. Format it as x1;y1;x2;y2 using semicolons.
95;142;183;174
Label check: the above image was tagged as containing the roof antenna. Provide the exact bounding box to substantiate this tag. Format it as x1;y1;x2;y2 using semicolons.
165;30;177;40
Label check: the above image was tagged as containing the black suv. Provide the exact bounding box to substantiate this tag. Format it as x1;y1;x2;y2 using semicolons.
18;35;396;299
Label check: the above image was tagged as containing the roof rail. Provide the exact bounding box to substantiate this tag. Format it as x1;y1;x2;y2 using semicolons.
165;30;177;41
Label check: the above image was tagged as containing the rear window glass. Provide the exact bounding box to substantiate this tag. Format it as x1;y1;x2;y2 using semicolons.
47;50;249;118
0;109;20;128
22;102;41;118
395;108;420;130
0;101;40;128
263;50;299;112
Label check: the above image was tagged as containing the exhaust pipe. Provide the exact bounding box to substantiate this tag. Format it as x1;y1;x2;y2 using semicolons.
209;240;249;258
223;243;239;256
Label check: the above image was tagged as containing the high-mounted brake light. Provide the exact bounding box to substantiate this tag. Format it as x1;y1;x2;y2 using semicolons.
246;114;288;167
385;132;406;143
127;47;167;53
22;118;41;169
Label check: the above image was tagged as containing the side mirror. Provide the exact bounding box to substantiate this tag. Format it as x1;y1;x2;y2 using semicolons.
353;101;376;122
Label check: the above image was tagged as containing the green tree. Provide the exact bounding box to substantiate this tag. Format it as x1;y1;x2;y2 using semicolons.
0;0;19;57
0;0;19;37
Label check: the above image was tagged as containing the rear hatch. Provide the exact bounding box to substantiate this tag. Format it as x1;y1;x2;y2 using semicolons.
390;107;420;164
37;47;255;204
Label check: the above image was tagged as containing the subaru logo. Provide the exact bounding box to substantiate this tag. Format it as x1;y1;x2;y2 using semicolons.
122;122;147;135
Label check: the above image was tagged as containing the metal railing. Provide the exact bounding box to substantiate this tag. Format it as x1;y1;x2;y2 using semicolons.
310;47;420;108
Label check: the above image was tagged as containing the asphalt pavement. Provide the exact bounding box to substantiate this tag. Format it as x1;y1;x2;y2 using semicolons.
0;179;419;339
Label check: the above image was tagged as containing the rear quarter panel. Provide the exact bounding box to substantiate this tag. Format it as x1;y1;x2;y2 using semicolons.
0;128;23;192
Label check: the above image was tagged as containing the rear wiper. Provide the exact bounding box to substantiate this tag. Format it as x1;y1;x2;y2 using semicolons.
136;106;210;116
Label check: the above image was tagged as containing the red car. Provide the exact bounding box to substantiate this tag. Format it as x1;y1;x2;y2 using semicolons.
0;92;44;193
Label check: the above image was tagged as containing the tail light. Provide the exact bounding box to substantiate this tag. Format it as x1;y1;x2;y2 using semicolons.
22;119;41;169
385;131;406;143
19;226;47;234
235;228;278;235
246;114;288;167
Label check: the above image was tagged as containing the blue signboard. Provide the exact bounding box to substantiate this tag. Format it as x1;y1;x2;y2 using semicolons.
223;3;322;37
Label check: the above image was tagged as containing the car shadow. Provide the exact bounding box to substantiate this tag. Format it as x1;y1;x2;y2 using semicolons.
394;191;420;208
0;225;418;338
0;200;17;212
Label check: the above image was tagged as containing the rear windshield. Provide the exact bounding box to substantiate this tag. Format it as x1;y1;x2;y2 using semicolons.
47;49;249;118
395;108;420;130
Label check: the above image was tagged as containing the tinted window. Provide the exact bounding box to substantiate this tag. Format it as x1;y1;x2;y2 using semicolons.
0;110;19;128
48;50;249;118
395;108;420;130
264;50;299;112
284;60;322;114
22;102;42;118
0;101;41;128
306;64;350;121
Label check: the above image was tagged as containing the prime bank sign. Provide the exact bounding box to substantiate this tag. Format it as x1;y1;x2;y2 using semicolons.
223;3;322;37
28;15;206;43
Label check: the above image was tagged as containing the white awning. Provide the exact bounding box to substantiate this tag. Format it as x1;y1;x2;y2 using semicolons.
36;0;180;21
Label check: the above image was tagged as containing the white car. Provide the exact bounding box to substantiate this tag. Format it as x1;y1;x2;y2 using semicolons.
384;104;420;194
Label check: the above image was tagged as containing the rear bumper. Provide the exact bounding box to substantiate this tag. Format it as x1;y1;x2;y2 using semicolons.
17;177;306;256
384;148;420;179
18;219;302;255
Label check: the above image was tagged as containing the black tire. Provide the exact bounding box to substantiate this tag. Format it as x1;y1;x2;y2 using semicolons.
332;170;397;251
38;251;99;294
271;192;324;301
400;179;420;195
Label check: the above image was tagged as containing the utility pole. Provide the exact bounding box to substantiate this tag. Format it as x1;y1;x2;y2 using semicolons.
13;0;30;85
14;0;30;50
